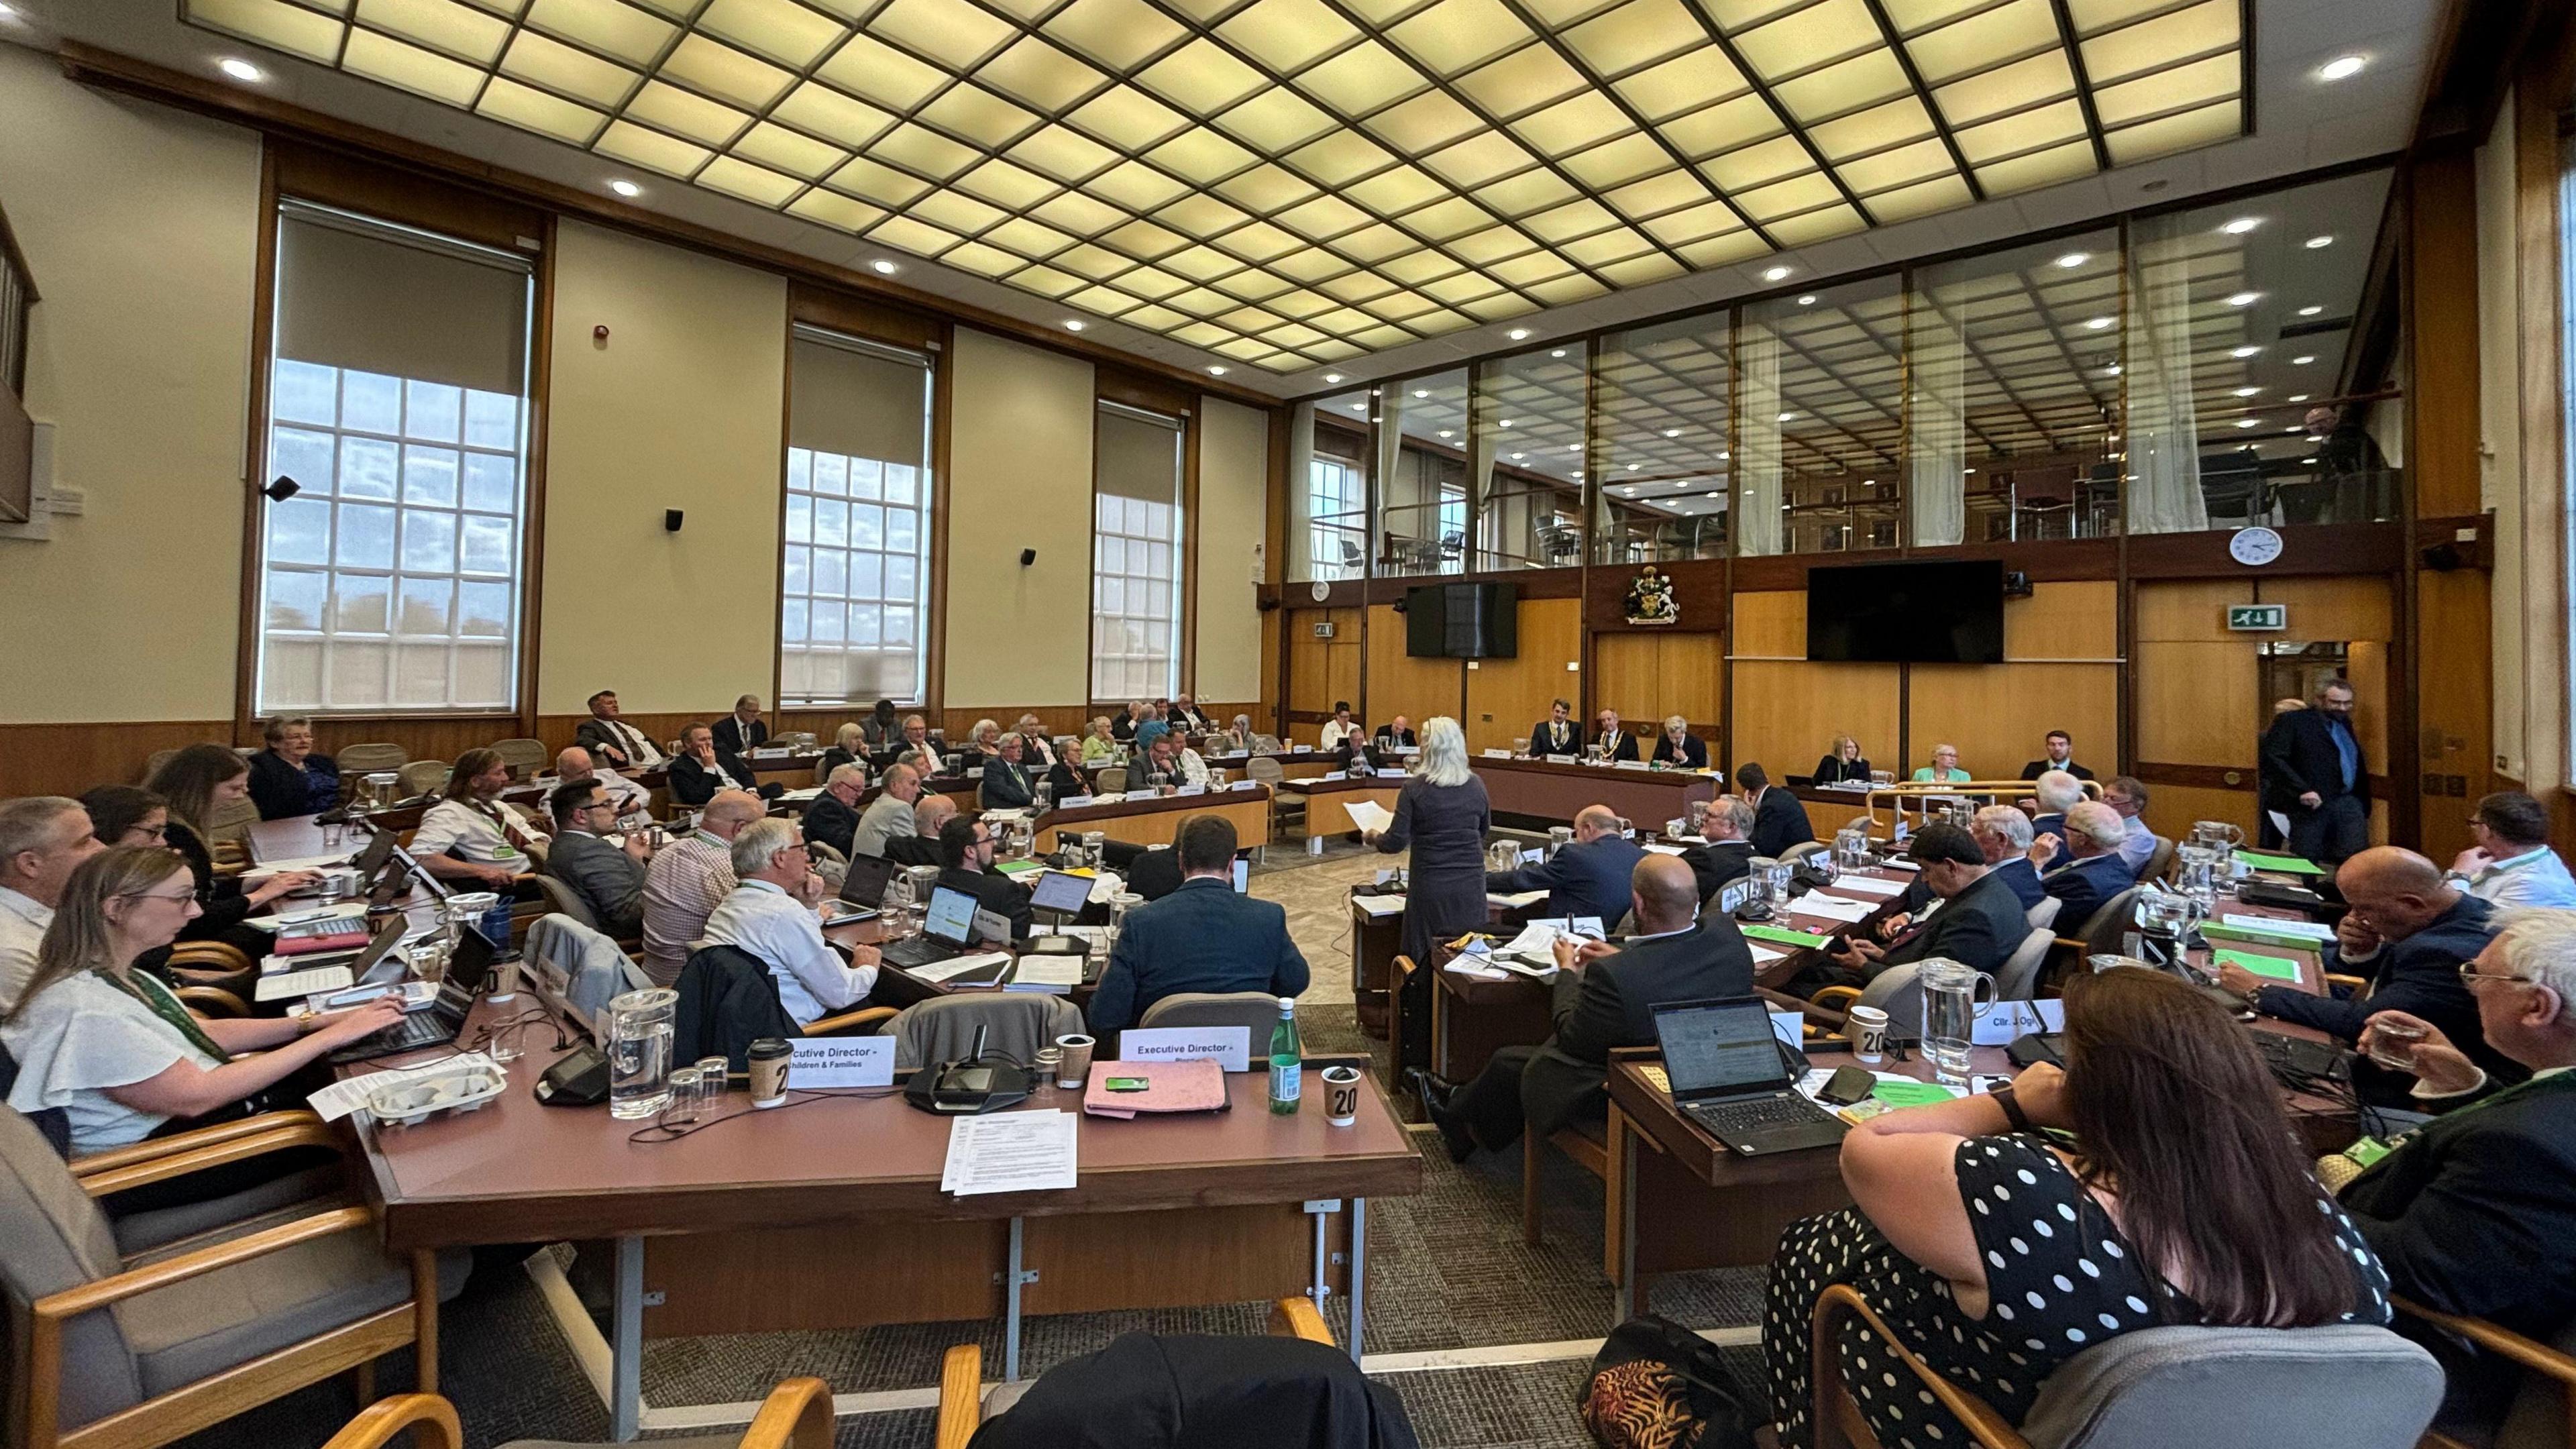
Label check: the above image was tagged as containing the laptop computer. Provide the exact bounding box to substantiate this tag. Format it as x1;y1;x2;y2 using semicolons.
1027;869;1092;919
826;853;894;924
329;930;498;1064
1651;996;1848;1157
880;883;981;969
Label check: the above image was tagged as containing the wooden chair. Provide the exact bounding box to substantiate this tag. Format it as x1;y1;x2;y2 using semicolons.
334;743;409;775
1521;1109;1630;1283
2396;1297;2576;1449
323;1377;835;1449
488;738;549;779
164;941;258;998
394;760;449;799
528;873;600;933
934;1299;1330;1449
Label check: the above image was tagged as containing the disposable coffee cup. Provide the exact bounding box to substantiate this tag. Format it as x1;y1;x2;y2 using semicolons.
1055;1033;1095;1090
488;955;521;1003
747;1038;792;1108
1322;1065;1361;1126
1848;1005;1890;1065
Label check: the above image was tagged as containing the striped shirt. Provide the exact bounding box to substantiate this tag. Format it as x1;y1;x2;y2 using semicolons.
641;830;736;985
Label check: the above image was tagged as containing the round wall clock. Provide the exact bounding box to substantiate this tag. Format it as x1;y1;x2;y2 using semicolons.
2229;526;2284;567
1309;579;1332;601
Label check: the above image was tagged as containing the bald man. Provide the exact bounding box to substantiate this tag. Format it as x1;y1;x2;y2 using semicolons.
639;789;768;985
2220;846;2510;1103
1485;804;1644;924
1421;855;1754;1161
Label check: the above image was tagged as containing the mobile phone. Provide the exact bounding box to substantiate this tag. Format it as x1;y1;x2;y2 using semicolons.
1817;1065;1878;1107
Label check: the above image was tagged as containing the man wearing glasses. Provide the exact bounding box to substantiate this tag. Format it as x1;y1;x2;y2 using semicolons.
934;815;1032;943
699;818;879;1027
543;780;651;939
2339;910;2576;1424
2217;846;2506;1104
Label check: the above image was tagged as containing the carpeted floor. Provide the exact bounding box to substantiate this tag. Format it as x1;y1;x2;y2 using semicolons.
170;835;1778;1448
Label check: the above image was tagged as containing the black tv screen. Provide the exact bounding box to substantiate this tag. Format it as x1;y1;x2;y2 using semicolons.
1806;560;2004;664
1404;582;1519;659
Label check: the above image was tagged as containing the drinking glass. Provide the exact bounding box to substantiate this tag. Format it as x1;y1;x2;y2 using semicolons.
661;1066;704;1126
1918;958;1996;1089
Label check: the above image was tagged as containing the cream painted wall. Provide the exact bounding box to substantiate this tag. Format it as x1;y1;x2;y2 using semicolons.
1194;396;1269;703
943;328;1094;708
536;220;786;715
0;49;258;723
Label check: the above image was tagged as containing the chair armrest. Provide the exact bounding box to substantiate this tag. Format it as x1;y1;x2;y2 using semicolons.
175;985;252;1018
806;1006;900;1037
740;1375;836;1449
2394;1297;2576;1383
934;1344;983;1449
323;1395;462;1449
168;941;257;976
1269;1295;1332;1344
1812;985;1862;1012
70;1109;325;1179
2051;937;2087;951
36;1203;376;1321
1813;1284;2029;1449
73;1118;342;1199
2324;972;2365;991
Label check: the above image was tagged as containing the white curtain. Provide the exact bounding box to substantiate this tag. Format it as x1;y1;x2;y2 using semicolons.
2125;211;2207;534
1908;287;1967;547
1287;400;1318;579
1736;320;1784;557
1469;417;1498;570
1373;389;1403;570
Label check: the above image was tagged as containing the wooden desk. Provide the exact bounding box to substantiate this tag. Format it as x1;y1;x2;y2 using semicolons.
1201;749;1337;784
1432;967;1553;1082
1284;774;1407;845
347;997;1418;1439
1032;785;1271;853
1472;755;1719;828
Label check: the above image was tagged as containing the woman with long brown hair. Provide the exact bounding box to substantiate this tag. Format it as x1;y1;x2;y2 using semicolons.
143;743;320;952
1762;967;2392;1447
0;848;401;1158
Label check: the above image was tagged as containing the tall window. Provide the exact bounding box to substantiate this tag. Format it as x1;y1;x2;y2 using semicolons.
257;203;533;713
1093;402;1185;701
1308;455;1364;578
782;327;934;706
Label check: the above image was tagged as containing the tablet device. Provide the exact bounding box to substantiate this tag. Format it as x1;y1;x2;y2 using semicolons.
1028;869;1092;915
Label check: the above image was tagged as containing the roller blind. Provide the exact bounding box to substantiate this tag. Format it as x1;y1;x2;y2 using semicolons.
273;203;530;394
788;328;931;466
1095;402;1181;504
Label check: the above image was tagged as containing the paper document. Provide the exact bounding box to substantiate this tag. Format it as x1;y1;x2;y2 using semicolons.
246;900;369;932
943;1110;1079;1196
1444;960;1511;980
912;951;1014;984
1793;894;1876;924
1488;889;1549;909
1748;944;1787;965
1642;843;1685;856
1343;800;1396;835
1352;894;1407;919
257;965;357;1001
1006;955;1087;993
778;786;825;802
242;851;358;877
2220;913;2332;941
1825;875;1907;898
309;1053;500;1123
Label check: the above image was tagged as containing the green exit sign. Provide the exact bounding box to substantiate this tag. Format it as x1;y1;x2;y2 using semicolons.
2227;604;2287;631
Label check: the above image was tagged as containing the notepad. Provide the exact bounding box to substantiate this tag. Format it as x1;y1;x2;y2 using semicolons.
2217;913;2334;941
2213;948;2303;981
2236;849;2327;876
1352;894;1407;918
1740;924;1830;949
1080;1057;1226;1119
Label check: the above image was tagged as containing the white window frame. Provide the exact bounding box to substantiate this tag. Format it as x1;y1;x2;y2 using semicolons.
1309;455;1364;579
780;327;936;708
1092;402;1185;702
254;203;534;716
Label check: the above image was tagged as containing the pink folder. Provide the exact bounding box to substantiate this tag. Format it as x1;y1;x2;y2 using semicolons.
1081;1057;1229;1118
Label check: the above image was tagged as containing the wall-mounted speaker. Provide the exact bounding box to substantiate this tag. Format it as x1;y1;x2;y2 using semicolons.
664;509;684;533
1020;547;1037;567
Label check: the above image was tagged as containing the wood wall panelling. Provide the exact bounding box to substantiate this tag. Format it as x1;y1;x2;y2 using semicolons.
1364;604;1463;733
1462;598;1581;755
2134;643;2263;767
1593;633;1725;737
1728;592;1807;659
2000;581;2117;659
1908;664;2118;784
1730;661;1901;781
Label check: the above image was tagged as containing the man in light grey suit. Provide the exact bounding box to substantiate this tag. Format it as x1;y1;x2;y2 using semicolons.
853;763;922;859
544;779;651;938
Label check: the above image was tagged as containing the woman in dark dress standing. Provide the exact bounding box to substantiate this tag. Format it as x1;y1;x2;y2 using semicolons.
1365;716;1491;1071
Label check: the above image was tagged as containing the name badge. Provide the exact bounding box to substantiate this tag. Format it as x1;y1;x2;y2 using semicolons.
1175;784;1207;796
788;1036;894;1088
1116;1026;1251;1071
1970;998;2065;1045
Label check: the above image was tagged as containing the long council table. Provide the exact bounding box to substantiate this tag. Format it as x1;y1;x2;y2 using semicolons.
1284;773;1409;847
1030;783;1271;853
344;995;1419;1440
1472;755;1720;828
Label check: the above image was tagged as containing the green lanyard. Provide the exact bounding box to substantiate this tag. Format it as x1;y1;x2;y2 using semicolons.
99;968;231;1063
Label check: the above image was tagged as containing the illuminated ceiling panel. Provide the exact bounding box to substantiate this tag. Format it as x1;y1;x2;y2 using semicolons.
186;0;2252;372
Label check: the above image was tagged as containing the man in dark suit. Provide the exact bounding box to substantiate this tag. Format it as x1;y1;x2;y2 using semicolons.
1529;698;1580;758
2339;912;2576;1427
1649;715;1709;769
1087;816;1306;1041
2030;801;2137;930
873;714;939;776
1421;855;1753;1159
2261;678;2370;865
1867;806;2046;941
2017;730;2094;782
1167;694;1215;733
934;815;1032;943
977;735;1038;810
669;724;781;805
802;763;868;861
1678;796;1759;905
1590;709;1639;763
1488;804;1644;923
886;795;953;867
2220;847;2507;1106
711;694;769;758
1739;763;1815;859
575;690;665;769
1790;824;2026;998
2026;768;2084;852
1373;715;1417;749
543;780;650;938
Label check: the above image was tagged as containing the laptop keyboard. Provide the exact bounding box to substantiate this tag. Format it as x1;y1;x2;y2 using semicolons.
881;936;958;968
1684;1093;1835;1136
330;1010;458;1063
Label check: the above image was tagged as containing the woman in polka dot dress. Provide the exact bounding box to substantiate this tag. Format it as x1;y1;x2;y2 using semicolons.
1763;969;2392;1449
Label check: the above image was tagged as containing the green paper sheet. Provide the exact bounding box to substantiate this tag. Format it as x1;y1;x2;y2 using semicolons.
2235;849;2327;876
1741;923;1830;949
2201;921;2322;949
1871;1080;1960;1107
2213;948;2302;981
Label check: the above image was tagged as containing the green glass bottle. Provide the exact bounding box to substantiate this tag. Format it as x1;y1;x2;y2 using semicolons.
1267;996;1302;1115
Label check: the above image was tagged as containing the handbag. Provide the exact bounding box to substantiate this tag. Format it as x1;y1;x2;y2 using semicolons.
1579;1314;1759;1449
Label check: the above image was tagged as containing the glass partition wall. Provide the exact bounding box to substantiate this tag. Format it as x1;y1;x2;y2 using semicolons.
1287;166;2398;576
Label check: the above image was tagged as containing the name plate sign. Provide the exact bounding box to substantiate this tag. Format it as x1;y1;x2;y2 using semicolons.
788;1036;895;1088
1116;1026;1251;1071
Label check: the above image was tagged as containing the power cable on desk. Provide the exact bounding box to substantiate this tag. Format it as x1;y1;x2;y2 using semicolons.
623;1085;904;1145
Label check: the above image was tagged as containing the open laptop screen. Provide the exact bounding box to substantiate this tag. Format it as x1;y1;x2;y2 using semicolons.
838;853;895;907
1028;869;1091;915
1652;998;1793;1100
920;884;979;945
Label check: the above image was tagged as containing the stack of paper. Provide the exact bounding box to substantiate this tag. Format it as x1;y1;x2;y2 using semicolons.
912;952;1014;985
1825;874;1907;899
1793;894;1877;924
1005;955;1087;994
1352;894;1407;919
943;1110;1078;1195
1488;889;1550;909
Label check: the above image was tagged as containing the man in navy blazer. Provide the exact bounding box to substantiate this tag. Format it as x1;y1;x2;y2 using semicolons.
1529;698;1580;758
1487;805;1643;924
1738;763;1815;859
1087;816;1307;1042
2031;801;2138;930
2220;847;2507;1106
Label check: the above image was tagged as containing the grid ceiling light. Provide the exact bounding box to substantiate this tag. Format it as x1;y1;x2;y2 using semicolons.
194;0;2252;373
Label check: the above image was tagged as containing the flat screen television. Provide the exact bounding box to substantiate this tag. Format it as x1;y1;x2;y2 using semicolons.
1805;559;2004;664
1404;582;1519;659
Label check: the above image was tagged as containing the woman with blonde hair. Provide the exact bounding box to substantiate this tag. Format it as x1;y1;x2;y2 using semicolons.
2;848;402;1167
1366;717;1491;1066
1813;733;1871;785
